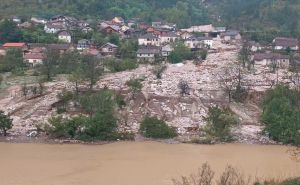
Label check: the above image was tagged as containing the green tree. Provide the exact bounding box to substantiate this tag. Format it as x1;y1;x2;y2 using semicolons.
169;42;193;64
126;78;143;99
0;19;22;43
0;48;25;73
108;33;120;46
140;116;177;139
262;85;300;145
204;106;238;141
82;54;103;90
39;49;60;81
0;111;13;136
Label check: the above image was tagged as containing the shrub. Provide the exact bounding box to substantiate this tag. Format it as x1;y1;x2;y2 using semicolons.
105;58;138;72
203;106;239;142
140;116;177;139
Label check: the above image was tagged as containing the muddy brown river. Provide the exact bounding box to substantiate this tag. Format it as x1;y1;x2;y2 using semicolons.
0;142;299;185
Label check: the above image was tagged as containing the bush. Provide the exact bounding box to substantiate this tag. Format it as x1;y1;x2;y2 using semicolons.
140;116;177;139
204;106;239;142
105;58;138;72
262;85;300;145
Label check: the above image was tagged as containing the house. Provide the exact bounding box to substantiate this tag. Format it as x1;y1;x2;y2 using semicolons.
161;44;173;57
100;42;118;56
252;53;290;68
220;30;241;41
137;47;161;62
180;31;193;40
248;41;262;52
112;17;125;25
58;31;72;43
159;32;179;43
152;22;176;31
273;37;299;51
50;15;66;22
77;39;91;50
102;25;120;34
47;44;74;53
31;17;47;24
24;52;44;66
184;37;213;49
44;22;66;33
181;24;214;33
18;22;32;29
138;33;161;46
12;16;21;23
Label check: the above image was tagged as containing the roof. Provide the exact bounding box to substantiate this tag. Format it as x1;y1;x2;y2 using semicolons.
160;32;178;38
3;43;26;47
78;39;91;44
101;42;118;48
274;37;298;47
185;37;212;41
46;22;65;29
221;30;240;37
58;31;71;36
253;53;289;61
139;33;158;39
24;53;44;60
137;48;160;54
47;44;72;50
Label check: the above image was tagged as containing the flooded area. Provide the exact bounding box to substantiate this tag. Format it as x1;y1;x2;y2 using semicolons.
0;142;299;185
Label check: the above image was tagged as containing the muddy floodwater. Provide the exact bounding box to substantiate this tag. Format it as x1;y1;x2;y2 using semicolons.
0;142;299;185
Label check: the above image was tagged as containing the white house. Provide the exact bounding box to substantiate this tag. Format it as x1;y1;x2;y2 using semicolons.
184;37;213;49
138;33;161;46
161;44;173;57
24;53;44;66
159;32;179;44
252;53;290;68
180;31;193;40
248;41;262;52
58;31;72;43
137;47;160;62
44;22;65;33
220;30;241;41
77;39;91;50
273;37;299;51
100;42;118;56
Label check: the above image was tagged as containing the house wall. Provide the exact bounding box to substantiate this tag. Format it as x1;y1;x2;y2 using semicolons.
25;59;43;66
58;35;71;43
137;53;155;62
138;38;161;46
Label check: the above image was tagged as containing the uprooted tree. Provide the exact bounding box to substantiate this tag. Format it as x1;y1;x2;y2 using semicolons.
178;80;191;96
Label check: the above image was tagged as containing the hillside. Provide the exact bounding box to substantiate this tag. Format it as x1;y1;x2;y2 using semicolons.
1;0;299;35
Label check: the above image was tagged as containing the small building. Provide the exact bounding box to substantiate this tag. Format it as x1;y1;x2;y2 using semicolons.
220;30;241;41
180;31;193;40
252;53;290;68
273;37;299;51
18;22;32;29
160;32;179;43
44;22;65;33
184;37;213;49
100;42;118;56
112;17;125;25
161;44;173;57
47;44;74;53
12;16;21;23
137;47;161;62
77;39;91;50
31;17;47;24
102;25;120;34
248;41;262;52
24;52;44;66
58;31;72;43
138;33;161;46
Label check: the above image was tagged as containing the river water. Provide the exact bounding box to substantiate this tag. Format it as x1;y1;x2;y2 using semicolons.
0;142;299;185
